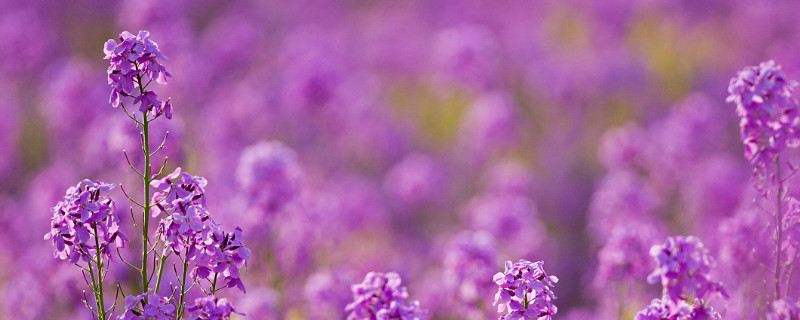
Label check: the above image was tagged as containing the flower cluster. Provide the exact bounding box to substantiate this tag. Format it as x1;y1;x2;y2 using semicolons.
118;292;176;320
184;295;240;320
152;167;209;254
189;227;251;293
646;236;726;302
727;60;800;169
152;168;251;293
345;272;429;320
635;298;721;320
44;180;125;264
492;260;558;320
104;30;172;118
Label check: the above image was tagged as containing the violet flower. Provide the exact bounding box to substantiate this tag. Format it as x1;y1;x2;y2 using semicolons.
492;260;558;320
727;60;800;171
44;180;126;264
646;236;727;303
118;291;176;320
184;295;241;320
104;30;173;118
345;272;429;320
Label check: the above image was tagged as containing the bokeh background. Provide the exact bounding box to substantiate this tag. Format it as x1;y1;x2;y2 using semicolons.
1;0;799;318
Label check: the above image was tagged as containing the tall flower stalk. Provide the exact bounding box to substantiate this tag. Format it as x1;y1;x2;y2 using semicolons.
727;60;800;303
105;30;173;297
45;30;249;320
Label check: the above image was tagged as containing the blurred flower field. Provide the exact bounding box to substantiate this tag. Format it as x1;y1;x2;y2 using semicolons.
3;0;800;319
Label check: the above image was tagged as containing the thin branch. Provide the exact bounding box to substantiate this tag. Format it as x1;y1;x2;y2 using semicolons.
116;247;142;271
82;291;100;318
129;208;142;234
155;156;169;178
120;184;145;208
122;151;144;178
150;131;170;157
119;102;144;126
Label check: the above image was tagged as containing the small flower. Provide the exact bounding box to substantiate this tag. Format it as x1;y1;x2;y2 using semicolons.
634;297;721;320
492;260;558;320
345;272;429;320
184;295;241;320
118;291;176;320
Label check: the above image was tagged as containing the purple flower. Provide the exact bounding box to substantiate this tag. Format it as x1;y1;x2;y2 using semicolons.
634;297;721;320
492;260;558;320
647;236;727;303
345;272;429;320
104;30;173;119
151;167;208;216
185;295;241;320
44;180;125;264
152;168;250;293
634;298;669;320
118;291;176;320
187;226;251;293
727;60;800;170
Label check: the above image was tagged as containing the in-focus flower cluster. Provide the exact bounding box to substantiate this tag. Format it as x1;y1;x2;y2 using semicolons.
152;168;251;293
118;291;175;320
492;260;558;320
45;180;125;264
345;272;429;320
184;295;240;320
104;30;172;119
727;60;800;170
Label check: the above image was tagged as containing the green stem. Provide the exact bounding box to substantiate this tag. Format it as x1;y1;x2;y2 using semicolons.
523;293;528;309
176;249;190;320
211;273;219;294
155;254;168;293
87;257;102;318
137;71;153;297
93;224;107;320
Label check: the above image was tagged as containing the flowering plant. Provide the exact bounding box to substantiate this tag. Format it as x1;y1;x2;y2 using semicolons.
44;30;248;320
